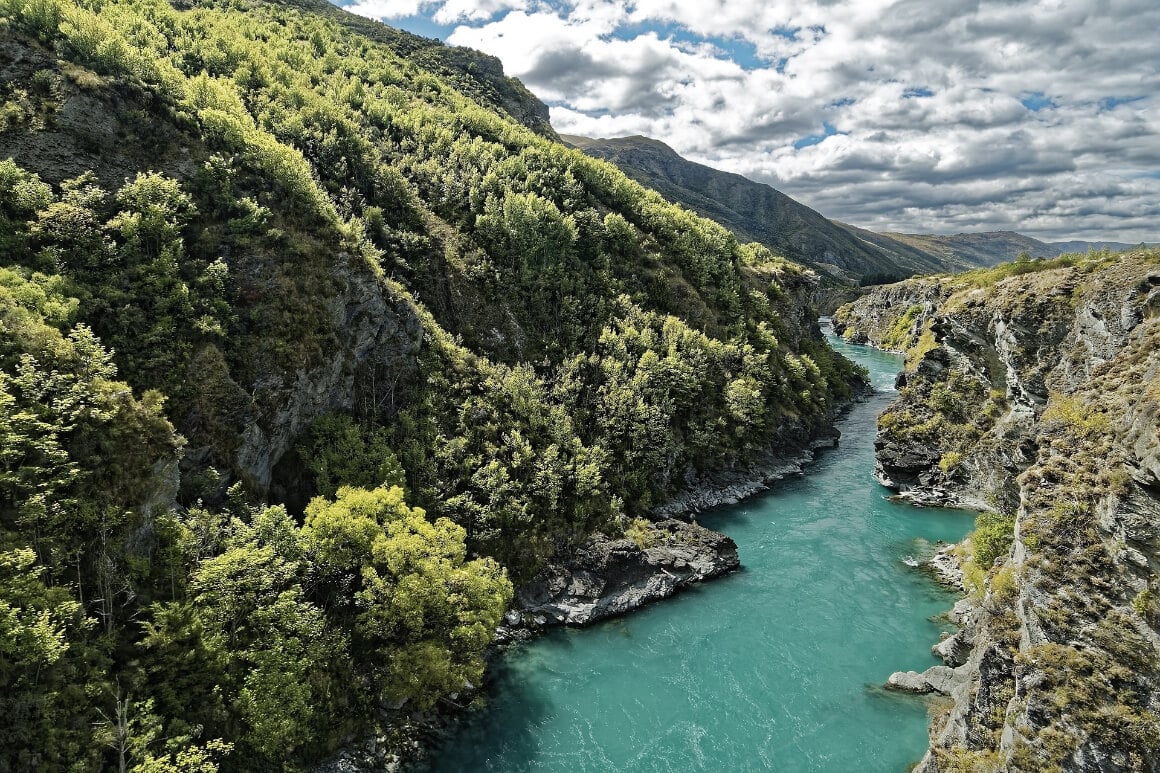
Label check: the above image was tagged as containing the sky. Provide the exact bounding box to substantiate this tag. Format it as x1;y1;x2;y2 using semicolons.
336;0;1160;242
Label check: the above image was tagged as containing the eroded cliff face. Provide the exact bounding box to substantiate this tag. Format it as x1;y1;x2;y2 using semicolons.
836;252;1160;772
233;259;424;495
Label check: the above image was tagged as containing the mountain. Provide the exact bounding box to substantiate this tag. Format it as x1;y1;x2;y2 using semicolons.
871;230;1154;267
830;220;980;276
871;229;1052;267
561;134;956;283
1047;238;1155;254
867;228;1155;264
564;135;1155;286
0;0;865;768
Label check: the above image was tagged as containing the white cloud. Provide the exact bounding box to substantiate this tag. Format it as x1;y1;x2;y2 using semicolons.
342;0;1160;242
343;0;526;22
344;0;425;20
432;0;528;24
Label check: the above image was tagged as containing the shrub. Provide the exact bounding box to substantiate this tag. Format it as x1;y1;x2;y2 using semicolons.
624;518;657;550
972;510;1016;568
939;451;963;474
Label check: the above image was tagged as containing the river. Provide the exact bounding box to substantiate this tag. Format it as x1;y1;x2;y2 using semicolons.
426;332;974;772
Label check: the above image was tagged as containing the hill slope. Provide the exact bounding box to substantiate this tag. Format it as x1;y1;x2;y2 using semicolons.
870;230;1153;267
563;135;1154;284
0;0;864;768
562;134;953;283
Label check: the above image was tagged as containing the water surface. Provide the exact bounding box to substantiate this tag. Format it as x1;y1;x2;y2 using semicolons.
429;334;973;772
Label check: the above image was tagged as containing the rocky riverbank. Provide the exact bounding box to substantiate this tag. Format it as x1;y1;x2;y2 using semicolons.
886;544;973;696
652;434;840;517
501;519;739;635
316;369;869;772
839;250;1160;772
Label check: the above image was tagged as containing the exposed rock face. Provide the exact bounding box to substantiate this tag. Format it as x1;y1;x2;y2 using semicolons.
654;432;839;518
927;543;965;590
832;278;948;352
887;665;964;696
235;259;423;494
837;252;1160;772
509;519;739;628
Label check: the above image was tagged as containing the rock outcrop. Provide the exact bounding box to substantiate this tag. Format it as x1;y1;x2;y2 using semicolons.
837;251;1160;772
654;429;840;518
235;260;423;494
507;519;739;630
887;665;964;696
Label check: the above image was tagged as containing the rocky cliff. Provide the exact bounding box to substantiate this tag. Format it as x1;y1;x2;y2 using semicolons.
836;251;1160;771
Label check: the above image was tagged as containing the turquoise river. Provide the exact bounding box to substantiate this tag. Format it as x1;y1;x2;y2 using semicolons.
428;331;975;771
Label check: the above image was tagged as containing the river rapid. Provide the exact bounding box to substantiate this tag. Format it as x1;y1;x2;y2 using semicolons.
427;332;973;772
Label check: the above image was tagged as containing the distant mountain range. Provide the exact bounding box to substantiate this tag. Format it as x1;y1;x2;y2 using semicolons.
562;134;1153;285
561;134;950;284
872;230;1153;269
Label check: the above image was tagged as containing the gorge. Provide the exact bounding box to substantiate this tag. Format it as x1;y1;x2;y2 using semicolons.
419;332;975;772
1;0;1157;769
834;252;1160;770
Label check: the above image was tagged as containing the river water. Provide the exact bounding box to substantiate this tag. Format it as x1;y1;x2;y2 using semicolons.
427;333;973;772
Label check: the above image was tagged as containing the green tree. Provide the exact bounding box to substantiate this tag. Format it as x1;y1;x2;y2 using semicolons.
304;486;512;707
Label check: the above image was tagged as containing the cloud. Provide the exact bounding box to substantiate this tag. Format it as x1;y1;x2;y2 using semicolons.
343;0;425;19
343;0;526;23
343;0;1160;242
432;0;528;24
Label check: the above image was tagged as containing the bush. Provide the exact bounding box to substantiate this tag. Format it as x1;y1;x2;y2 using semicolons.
624;518;657;550
972;510;1016;568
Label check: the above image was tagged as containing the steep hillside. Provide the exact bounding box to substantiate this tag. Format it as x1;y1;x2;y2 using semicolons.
0;0;865;768
561;135;1155;293
834;250;1160;771
561;133;950;284
280;0;557;138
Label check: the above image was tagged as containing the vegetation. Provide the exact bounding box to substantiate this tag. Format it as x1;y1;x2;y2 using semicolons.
0;0;865;768
0;250;511;767
881;303;925;350
837;246;1160;770
970;511;1016;569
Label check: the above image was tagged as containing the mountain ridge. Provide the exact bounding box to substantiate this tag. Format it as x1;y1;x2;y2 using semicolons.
561;133;939;284
563;133;1154;284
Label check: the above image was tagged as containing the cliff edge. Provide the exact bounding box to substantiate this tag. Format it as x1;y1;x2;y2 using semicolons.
836;251;1160;771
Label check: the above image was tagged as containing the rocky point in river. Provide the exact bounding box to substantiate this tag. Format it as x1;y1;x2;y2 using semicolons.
835;250;1160;772
508;519;739;630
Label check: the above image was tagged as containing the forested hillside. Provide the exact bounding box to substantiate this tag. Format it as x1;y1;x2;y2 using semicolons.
561;134;939;284
0;0;864;769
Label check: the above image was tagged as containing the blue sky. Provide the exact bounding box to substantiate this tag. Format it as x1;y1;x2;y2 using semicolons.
338;0;1160;242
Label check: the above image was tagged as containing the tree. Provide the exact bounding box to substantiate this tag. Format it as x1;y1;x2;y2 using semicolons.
304;486;512;708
